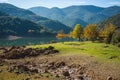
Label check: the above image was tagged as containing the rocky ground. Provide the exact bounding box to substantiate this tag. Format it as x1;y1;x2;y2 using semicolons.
0;46;120;80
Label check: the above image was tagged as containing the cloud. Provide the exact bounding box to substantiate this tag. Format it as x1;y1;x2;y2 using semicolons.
0;0;9;3
66;1;86;6
109;1;120;5
71;0;86;4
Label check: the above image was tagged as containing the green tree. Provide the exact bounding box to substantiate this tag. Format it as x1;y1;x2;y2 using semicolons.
70;24;83;41
83;24;98;41
99;23;116;44
111;29;120;44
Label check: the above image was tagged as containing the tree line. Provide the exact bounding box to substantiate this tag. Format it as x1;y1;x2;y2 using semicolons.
56;23;119;45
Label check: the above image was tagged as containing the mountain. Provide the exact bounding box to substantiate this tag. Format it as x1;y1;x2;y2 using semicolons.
62;18;87;27
29;5;120;27
98;13;120;29
0;3;71;33
0;11;55;37
98;6;120;17
88;6;120;23
29;7;65;22
29;6;90;27
0;12;8;16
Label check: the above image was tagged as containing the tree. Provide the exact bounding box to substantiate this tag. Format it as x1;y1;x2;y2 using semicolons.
111;29;120;44
83;24;98;41
70;24;83;41
99;23;116;44
56;30;67;42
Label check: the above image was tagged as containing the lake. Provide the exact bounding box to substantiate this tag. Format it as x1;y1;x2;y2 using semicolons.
0;37;74;46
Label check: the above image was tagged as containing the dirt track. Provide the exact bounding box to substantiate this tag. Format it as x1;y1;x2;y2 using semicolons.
0;54;119;80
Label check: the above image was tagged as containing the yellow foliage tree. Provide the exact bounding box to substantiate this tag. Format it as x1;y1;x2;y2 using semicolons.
70;24;83;41
83;24;98;41
99;23;116;43
56;30;67;39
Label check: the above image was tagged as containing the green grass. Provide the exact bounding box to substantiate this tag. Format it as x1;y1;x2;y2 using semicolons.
29;41;120;61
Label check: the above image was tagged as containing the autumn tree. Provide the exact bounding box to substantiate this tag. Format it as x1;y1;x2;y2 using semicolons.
99;23;116;44
83;24;98;41
70;24;83;41
56;30;67;42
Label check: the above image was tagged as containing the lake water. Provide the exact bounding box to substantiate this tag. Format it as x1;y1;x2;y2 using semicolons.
0;37;74;46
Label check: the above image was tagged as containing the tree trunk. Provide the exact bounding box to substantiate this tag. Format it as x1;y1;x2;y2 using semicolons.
78;37;80;41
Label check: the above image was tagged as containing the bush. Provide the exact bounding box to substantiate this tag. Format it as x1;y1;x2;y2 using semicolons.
111;29;120;44
117;43;120;47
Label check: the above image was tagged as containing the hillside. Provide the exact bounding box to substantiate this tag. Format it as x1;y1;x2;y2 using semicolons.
0;3;71;33
29;5;120;27
98;13;120;29
0;12;55;37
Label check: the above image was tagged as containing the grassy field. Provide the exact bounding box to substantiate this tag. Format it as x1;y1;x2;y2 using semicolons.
29;41;120;62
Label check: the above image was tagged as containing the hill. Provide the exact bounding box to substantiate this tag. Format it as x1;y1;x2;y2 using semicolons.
0;3;71;33
98;13;120;29
0;12;55;38
29;5;120;27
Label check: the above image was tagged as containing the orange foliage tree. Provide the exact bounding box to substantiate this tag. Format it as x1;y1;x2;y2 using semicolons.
83;24;98;41
56;30;67;42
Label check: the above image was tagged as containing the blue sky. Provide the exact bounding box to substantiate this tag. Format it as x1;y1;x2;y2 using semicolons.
0;0;120;9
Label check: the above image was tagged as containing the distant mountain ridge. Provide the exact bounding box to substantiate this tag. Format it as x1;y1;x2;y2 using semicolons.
29;5;120;27
0;3;71;33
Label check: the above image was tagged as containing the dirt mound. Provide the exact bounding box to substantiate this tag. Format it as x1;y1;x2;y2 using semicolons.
0;46;59;59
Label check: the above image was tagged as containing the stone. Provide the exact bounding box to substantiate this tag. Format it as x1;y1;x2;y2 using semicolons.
25;78;30;80
55;74;60;78
107;76;113;80
0;69;2;73
63;71;70;77
55;61;66;68
48;46;54;50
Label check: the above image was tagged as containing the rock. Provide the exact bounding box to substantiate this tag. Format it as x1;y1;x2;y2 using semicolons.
107;76;113;80
63;71;70;77
48;62;55;69
0;46;59;59
14;70;20;74
44;50;50;55
48;46;54;50
55;61;66;68
55;74;60;78
53;50;59;53
0;69;2;73
74;75;84;80
109;56;117;59
25;78;30;80
7;67;14;72
0;58;4;66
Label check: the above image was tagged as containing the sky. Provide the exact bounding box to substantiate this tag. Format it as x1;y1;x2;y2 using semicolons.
0;0;120;9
